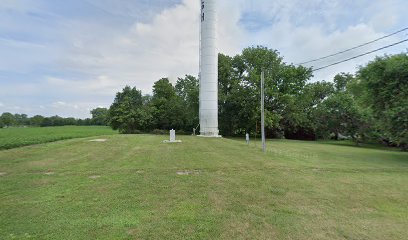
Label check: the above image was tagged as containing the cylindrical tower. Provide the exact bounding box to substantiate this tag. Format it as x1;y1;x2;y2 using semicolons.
199;0;220;137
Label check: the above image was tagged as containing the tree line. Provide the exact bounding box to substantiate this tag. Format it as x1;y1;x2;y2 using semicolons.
0;108;109;127
107;46;407;150
2;46;406;150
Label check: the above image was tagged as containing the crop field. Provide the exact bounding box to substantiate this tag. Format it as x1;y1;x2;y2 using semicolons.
0;126;117;150
0;133;407;239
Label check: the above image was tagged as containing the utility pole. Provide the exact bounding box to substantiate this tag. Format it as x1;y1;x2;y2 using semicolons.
261;71;266;152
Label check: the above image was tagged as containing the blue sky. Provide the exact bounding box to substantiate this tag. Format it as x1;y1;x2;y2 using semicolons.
1;0;407;118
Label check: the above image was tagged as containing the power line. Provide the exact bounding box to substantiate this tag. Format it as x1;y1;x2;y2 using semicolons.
312;38;408;72
297;27;408;65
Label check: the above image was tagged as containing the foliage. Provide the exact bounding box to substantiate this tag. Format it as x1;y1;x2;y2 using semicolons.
0;113;99;128
90;107;109;126
41;116;77;127
175;75;199;130
103;49;406;151
314;92;365;141
356;54;408;150
0;112;16;127
217;46;313;137
108;86;153;134
30;115;45;126
151;78;186;130
4;46;403;150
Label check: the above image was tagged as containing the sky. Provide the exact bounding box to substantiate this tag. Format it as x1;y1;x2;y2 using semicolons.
0;0;407;118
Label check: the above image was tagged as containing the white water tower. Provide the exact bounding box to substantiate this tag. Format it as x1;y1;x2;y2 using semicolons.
199;0;220;137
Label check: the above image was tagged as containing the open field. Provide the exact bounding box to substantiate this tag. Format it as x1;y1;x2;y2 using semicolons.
0;134;407;239
0;126;117;150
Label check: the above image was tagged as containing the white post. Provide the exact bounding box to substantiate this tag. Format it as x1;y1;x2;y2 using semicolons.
170;129;176;142
261;71;266;152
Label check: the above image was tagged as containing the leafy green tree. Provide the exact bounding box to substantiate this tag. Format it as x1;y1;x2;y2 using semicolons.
0;112;16;127
357;53;408;150
175;75;199;131
334;72;354;92
64;117;77;126
90;107;109;125
285;81;335;139
218;53;242;135
14;114;29;126
151;78;185;130
314;92;364;141
41;117;53;127
30;115;45;126
108;86;153;133
217;47;312;137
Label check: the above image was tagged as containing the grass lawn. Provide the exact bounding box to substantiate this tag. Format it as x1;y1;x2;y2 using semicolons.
0;126;117;150
0;134;407;239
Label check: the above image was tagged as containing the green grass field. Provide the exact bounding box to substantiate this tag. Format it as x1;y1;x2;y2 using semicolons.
0;133;407;239
0;126;117;150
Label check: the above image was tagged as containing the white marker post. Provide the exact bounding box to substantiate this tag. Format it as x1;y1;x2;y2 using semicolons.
170;129;176;142
163;129;182;143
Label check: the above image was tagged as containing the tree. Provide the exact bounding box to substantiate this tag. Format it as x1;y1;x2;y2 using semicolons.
314;92;365;141
217;46;313;137
90;108;109;125
0;112;15;127
175;75;199;131
357;53;408;150
151;78;185;130
108;86;153;133
284;81;335;140
218;53;242;135
30;115;45;126
41;117;53;127
334;72;354;92
14;114;29;126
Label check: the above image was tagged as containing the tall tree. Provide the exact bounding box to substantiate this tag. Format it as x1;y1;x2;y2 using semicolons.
175;75;199;131
357;53;408;150
91;108;109;125
108;86;153;133
334;72;354;92
30;115;45;126
314;92;364;141
0;112;15;127
151;78;185;130
218;53;242;135
217;46;312;136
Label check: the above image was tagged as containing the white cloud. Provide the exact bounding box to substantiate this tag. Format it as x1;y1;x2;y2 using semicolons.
44;101;100;118
225;0;407;81
51;101;79;110
52;0;249;95
46;75;122;96
55;0;202;95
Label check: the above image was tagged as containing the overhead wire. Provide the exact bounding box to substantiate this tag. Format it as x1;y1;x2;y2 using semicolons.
311;38;408;72
296;27;408;65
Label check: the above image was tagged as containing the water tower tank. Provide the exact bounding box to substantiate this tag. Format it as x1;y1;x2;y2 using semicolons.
199;0;220;137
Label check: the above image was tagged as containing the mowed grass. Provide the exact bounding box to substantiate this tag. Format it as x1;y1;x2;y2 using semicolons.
0;134;407;239
0;126;117;150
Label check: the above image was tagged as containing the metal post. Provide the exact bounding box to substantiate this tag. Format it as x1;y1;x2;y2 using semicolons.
261;71;266;152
